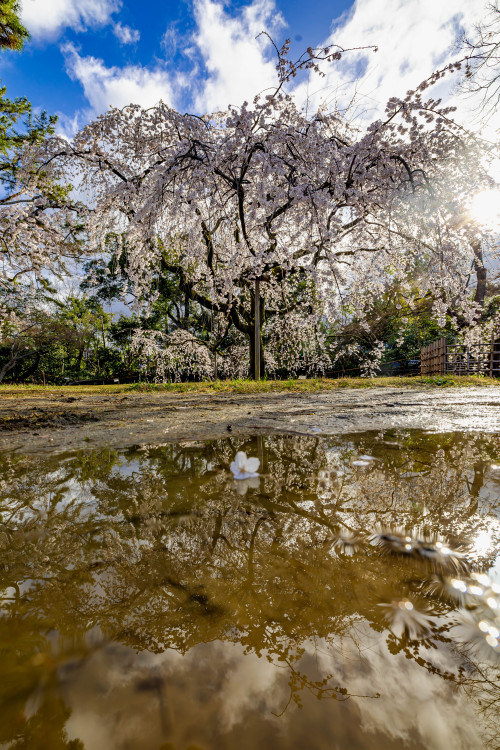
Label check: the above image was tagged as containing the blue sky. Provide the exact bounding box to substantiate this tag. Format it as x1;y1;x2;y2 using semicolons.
0;0;490;136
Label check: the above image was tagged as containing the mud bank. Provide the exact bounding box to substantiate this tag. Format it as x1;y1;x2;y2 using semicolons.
1;386;500;454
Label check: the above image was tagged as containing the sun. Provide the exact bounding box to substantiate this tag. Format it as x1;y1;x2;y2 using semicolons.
470;189;500;227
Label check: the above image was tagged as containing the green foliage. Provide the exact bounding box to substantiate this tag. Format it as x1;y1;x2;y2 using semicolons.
0;294;129;383
0;1;52;191
380;292;451;362
0;0;80;317
0;0;29;51
331;282;455;375
82;240;232;361
482;294;500;321
0;85;58;193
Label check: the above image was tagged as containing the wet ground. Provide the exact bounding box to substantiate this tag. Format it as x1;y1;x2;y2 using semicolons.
2;386;500;453
1;430;499;749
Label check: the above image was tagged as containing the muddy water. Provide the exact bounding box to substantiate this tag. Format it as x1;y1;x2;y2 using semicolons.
1;430;500;749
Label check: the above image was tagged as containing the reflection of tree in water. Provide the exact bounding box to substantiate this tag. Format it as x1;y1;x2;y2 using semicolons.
0;431;500;748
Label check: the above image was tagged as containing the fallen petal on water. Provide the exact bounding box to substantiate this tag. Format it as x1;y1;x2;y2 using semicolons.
378;599;434;639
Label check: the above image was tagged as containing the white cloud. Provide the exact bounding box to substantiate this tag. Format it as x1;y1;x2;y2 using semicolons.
59;0;286;118
161;24;180;58
62;42;177;114
57;0;495;137
187;0;490;128
55;110;86;140
113;22;140;45
191;0;285;112
21;0;120;39
293;0;492;129
312;629;483;750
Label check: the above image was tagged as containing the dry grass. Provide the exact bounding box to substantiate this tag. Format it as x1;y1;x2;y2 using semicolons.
0;374;498;397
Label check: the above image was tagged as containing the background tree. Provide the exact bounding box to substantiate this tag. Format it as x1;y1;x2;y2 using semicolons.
0;0;86;333
0;290;123;383
0;289;71;382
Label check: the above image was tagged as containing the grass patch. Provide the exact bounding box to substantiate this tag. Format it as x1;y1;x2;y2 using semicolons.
0;374;497;397
0;383;128;396
2;375;491;394
128;374;499;393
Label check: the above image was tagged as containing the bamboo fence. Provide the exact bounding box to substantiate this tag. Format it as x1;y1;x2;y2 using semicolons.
420;335;500;377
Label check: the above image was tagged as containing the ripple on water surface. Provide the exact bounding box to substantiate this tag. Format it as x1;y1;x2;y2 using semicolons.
1;430;500;750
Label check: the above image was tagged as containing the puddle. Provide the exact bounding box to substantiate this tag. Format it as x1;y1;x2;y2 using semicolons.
1;430;500;749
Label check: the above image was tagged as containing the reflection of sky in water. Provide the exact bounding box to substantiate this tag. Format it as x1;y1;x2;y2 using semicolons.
61;632;482;750
1;430;500;749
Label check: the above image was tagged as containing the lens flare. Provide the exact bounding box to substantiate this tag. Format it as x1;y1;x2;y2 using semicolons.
470;189;500;227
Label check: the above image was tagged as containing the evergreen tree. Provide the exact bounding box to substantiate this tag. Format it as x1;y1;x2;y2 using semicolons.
0;0;29;51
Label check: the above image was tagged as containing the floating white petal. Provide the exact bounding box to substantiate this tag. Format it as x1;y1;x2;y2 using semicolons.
230;451;260;480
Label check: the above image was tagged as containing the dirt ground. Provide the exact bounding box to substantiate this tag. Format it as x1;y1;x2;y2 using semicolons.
2;385;500;453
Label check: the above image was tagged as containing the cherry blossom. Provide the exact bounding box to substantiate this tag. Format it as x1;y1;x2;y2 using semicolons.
230;451;260;479
11;42;495;376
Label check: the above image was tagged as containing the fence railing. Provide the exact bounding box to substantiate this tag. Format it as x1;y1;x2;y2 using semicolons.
421;335;500;377
420;338;447;375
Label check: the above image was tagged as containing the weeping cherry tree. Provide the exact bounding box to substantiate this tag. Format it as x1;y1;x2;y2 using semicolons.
28;43;493;378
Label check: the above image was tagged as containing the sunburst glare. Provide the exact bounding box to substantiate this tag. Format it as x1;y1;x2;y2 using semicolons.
470;189;500;227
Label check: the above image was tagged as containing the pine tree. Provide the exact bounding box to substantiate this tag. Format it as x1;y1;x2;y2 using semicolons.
0;0;29;51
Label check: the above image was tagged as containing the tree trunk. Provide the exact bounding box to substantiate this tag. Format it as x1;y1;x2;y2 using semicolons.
249;330;265;379
76;345;85;370
0;360;14;384
0;350;16;383
468;461;484;514
249;286;265;379
472;238;487;307
18;351;41;381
